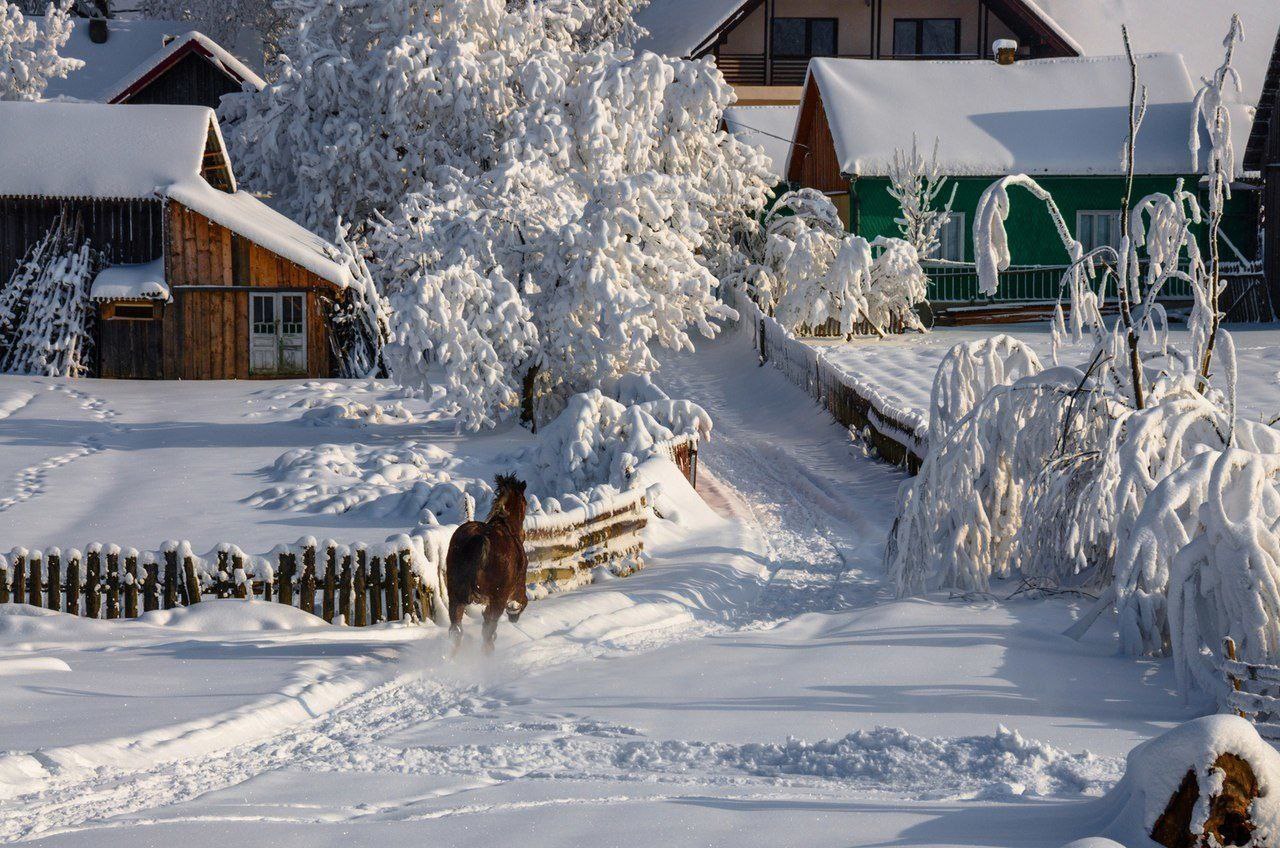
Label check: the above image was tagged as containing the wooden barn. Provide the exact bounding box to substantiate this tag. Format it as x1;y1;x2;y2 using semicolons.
41;16;265;109
0;101;352;380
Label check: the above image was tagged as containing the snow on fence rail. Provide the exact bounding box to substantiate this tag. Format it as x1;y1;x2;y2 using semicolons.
0;483;664;625
1221;638;1280;740
732;293;927;471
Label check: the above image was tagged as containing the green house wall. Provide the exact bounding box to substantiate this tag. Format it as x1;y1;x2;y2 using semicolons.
850;175;1260;302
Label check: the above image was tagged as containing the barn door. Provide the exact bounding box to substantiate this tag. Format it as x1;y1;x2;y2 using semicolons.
249;292;307;376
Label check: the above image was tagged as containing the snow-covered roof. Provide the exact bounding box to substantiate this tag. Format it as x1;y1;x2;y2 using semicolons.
723;105;798;179
633;0;746;57
90;259;169;302
41;18;257;103
0;101;217;198
103;30;265;104
0;102;350;288
804;54;1202;178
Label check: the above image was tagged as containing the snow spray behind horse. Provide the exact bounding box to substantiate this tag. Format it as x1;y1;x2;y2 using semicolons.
446;474;530;653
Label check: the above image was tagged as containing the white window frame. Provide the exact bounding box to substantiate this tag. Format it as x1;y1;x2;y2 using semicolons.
1076;210;1123;255
934;212;966;262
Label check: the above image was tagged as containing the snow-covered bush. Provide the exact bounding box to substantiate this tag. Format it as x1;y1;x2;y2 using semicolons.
0;1;80;101
511;388;711;499
0;211;96;376
324;224;390;380
224;0;768;429
927;335;1041;444
741;189;928;337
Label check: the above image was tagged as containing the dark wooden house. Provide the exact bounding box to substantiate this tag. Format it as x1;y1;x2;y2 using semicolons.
41;17;265;109
1246;25;1280;312
0;101;351;380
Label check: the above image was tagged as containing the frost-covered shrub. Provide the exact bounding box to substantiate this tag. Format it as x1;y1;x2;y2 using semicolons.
0;1;81;101
741;189;928;337
886;137;955;260
325;224;390;380
928;335;1041;444
512;388;711;498
0;211;96;377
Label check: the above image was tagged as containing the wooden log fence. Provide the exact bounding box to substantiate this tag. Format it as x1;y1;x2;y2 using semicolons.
732;291;928;472
0;487;655;627
1221;637;1280;739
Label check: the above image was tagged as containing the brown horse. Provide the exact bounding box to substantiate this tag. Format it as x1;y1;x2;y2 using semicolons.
446;474;529;653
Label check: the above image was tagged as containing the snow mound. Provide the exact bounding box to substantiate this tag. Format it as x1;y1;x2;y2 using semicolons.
295;397;419;427
612;725;1119;799
0;656;70;677
138;598;330;632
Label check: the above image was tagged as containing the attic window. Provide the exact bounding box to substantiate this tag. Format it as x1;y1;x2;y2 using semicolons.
104;303;158;320
200;121;234;192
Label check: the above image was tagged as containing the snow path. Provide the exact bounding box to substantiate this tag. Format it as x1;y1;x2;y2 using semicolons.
657;329;904;623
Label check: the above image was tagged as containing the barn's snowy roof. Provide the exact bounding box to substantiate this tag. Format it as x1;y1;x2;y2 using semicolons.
90;260;169;302
41;18;258;103
0;102;350;287
723;105;799;178
806;53;1204;178
633;0;744;57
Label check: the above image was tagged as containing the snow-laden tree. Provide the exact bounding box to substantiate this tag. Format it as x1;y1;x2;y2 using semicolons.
229;0;772;428
739;189;928;337
887;137;955;260
325;222;391;379
0;210;96;376
0;1;80;101
137;0;291;66
889;21;1256;635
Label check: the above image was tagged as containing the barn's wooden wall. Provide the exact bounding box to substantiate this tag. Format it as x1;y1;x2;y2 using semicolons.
98;314;163;379
121;52;243;111
787;88;846;194
161;201;335;380
0;197;163;288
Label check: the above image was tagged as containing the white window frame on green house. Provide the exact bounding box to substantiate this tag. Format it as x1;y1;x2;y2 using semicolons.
934;212;966;262
1076;210;1123;255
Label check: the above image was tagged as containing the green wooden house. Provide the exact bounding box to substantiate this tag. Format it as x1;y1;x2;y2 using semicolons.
787;53;1257;315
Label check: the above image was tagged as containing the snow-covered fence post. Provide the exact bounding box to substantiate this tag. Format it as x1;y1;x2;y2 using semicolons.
64;550;80;615
0;555;7;604
397;542;415;623
162;547;179;610
368;553;383;624
338;548;353;625
27;550;41;608
11;551;24;605
300;540;317;617
1225;638;1247;719
105;548;120;619
44;550;59;611
277;549;295;607
183;552;201;606
353;549;368;626
84;548;100;618
142;552;159;612
123;551;139;618
384;545;401;621
321;541;337;623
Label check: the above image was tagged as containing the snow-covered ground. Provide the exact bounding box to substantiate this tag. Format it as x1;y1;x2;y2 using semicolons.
0;377;521;551
0;324;1216;846
812;323;1280;427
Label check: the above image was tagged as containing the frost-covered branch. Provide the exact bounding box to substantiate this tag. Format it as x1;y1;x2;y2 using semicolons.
0;1;81;101
887;137;955;260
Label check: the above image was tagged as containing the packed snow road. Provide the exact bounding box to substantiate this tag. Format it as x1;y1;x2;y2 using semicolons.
2;325;1204;846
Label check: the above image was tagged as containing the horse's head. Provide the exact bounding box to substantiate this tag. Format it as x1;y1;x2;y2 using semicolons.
490;474;528;530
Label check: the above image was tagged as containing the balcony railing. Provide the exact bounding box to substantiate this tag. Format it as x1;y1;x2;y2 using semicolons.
714;52;998;87
922;261;1204;304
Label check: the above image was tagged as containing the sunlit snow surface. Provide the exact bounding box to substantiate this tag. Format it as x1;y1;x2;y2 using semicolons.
0;325;1225;846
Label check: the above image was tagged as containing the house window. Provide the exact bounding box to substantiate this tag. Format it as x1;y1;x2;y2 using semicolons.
935;213;965;262
1077;211;1123;254
892;19;961;57
771;18;837;58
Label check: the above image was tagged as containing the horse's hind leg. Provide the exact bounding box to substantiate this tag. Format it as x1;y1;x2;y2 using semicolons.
481;602;503;655
448;601;466;654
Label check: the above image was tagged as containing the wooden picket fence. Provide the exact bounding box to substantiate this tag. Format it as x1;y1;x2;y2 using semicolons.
0;483;664;626
1221;637;1280;739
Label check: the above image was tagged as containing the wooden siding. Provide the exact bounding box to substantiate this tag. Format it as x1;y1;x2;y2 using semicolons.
162;200;337;380
118;51;244;111
0;197;163;290
787;83;846;192
98;313;163;379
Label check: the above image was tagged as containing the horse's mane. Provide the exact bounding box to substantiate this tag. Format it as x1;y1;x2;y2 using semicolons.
487;474;527;524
